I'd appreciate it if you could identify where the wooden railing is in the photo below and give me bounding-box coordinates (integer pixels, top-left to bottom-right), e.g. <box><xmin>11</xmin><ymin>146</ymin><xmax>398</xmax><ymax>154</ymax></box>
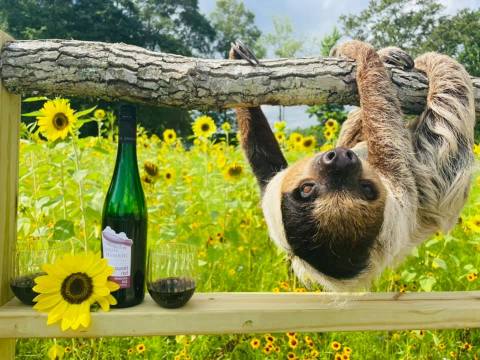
<box><xmin>1</xmin><ymin>30</ymin><xmax>479</xmax><ymax>359</ymax></box>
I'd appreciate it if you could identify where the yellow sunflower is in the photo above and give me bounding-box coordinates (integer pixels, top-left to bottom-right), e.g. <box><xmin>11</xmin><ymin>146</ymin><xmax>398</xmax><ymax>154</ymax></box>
<box><xmin>275</xmin><ymin>132</ymin><xmax>286</xmax><ymax>143</ymax></box>
<box><xmin>325</xmin><ymin>118</ymin><xmax>339</xmax><ymax>131</ymax></box>
<box><xmin>163</xmin><ymin>168</ymin><xmax>176</xmax><ymax>183</ymax></box>
<box><xmin>37</xmin><ymin>98</ymin><xmax>77</xmax><ymax>141</ymax></box>
<box><xmin>48</xmin><ymin>344</ymin><xmax>64</xmax><ymax>360</ymax></box>
<box><xmin>94</xmin><ymin>109</ymin><xmax>106</xmax><ymax>119</ymax></box>
<box><xmin>163</xmin><ymin>129</ymin><xmax>177</xmax><ymax>144</ymax></box>
<box><xmin>144</xmin><ymin>161</ymin><xmax>159</xmax><ymax>177</ymax></box>
<box><xmin>473</xmin><ymin>143</ymin><xmax>480</xmax><ymax>156</ymax></box>
<box><xmin>193</xmin><ymin>115</ymin><xmax>217</xmax><ymax>138</ymax></box>
<box><xmin>320</xmin><ymin>143</ymin><xmax>334</xmax><ymax>152</ymax></box>
<box><xmin>274</xmin><ymin>121</ymin><xmax>286</xmax><ymax>132</ymax></box>
<box><xmin>324</xmin><ymin>129</ymin><xmax>335</xmax><ymax>141</ymax></box>
<box><xmin>289</xmin><ymin>132</ymin><xmax>303</xmax><ymax>145</ymax></box>
<box><xmin>224</xmin><ymin>163</ymin><xmax>244</xmax><ymax>181</ymax></box>
<box><xmin>221</xmin><ymin>122</ymin><xmax>231</xmax><ymax>132</ymax></box>
<box><xmin>33</xmin><ymin>252</ymin><xmax>119</xmax><ymax>331</ymax></box>
<box><xmin>302</xmin><ymin>135</ymin><xmax>316</xmax><ymax>150</ymax></box>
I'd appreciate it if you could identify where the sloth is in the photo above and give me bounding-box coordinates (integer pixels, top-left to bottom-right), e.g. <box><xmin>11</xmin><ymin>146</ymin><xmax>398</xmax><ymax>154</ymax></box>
<box><xmin>229</xmin><ymin>40</ymin><xmax>476</xmax><ymax>291</ymax></box>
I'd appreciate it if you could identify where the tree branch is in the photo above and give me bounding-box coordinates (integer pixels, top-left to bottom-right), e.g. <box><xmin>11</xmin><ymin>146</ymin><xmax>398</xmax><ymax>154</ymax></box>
<box><xmin>1</xmin><ymin>39</ymin><xmax>479</xmax><ymax>115</ymax></box>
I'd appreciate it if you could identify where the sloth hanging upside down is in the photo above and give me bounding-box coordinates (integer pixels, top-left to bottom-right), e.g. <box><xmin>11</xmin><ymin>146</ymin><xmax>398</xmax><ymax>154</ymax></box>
<box><xmin>229</xmin><ymin>40</ymin><xmax>476</xmax><ymax>291</ymax></box>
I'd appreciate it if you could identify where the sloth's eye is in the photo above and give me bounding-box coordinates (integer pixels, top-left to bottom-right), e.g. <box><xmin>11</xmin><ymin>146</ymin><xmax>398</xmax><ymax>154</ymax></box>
<box><xmin>360</xmin><ymin>181</ymin><xmax>378</xmax><ymax>200</ymax></box>
<box><xmin>299</xmin><ymin>183</ymin><xmax>316</xmax><ymax>199</ymax></box>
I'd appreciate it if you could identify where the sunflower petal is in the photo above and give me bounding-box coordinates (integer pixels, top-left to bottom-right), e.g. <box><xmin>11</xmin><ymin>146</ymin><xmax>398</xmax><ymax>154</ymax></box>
<box><xmin>96</xmin><ymin>296</ymin><xmax>110</xmax><ymax>312</ymax></box>
<box><xmin>47</xmin><ymin>300</ymin><xmax>68</xmax><ymax>325</ymax></box>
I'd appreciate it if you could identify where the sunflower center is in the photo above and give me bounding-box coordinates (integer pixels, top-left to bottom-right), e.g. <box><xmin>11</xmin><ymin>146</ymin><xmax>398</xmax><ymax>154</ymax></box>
<box><xmin>228</xmin><ymin>166</ymin><xmax>242</xmax><ymax>177</ymax></box>
<box><xmin>304</xmin><ymin>140</ymin><xmax>312</xmax><ymax>147</ymax></box>
<box><xmin>61</xmin><ymin>272</ymin><xmax>93</xmax><ymax>304</ymax></box>
<box><xmin>201</xmin><ymin>123</ymin><xmax>210</xmax><ymax>131</ymax></box>
<box><xmin>166</xmin><ymin>173</ymin><xmax>172</xmax><ymax>179</ymax></box>
<box><xmin>53</xmin><ymin>113</ymin><xmax>69</xmax><ymax>130</ymax></box>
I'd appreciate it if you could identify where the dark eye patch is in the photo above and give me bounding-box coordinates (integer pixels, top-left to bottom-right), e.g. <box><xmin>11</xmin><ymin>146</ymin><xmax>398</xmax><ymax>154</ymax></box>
<box><xmin>359</xmin><ymin>180</ymin><xmax>378</xmax><ymax>201</ymax></box>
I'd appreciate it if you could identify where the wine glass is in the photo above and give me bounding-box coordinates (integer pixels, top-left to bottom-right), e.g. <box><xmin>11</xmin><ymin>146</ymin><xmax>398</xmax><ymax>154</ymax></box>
<box><xmin>147</xmin><ymin>243</ymin><xmax>197</xmax><ymax>309</ymax></box>
<box><xmin>10</xmin><ymin>246</ymin><xmax>67</xmax><ymax>305</ymax></box>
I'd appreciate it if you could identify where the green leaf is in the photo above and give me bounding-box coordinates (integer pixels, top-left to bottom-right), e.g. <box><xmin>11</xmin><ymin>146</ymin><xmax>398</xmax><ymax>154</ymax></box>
<box><xmin>432</xmin><ymin>258</ymin><xmax>447</xmax><ymax>270</ymax></box>
<box><xmin>419</xmin><ymin>277</ymin><xmax>436</xmax><ymax>292</ymax></box>
<box><xmin>75</xmin><ymin>106</ymin><xmax>97</xmax><ymax>119</ymax></box>
<box><xmin>53</xmin><ymin>220</ymin><xmax>75</xmax><ymax>240</ymax></box>
<box><xmin>21</xmin><ymin>110</ymin><xmax>43</xmax><ymax>117</ymax></box>
<box><xmin>72</xmin><ymin>169</ymin><xmax>89</xmax><ymax>183</ymax></box>
<box><xmin>23</xmin><ymin>96</ymin><xmax>48</xmax><ymax>102</ymax></box>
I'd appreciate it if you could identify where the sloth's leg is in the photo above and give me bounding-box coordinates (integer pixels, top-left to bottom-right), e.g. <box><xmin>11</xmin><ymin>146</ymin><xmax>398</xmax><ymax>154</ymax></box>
<box><xmin>337</xmin><ymin>47</ymin><xmax>413</xmax><ymax>149</ymax></box>
<box><xmin>330</xmin><ymin>41</ymin><xmax>415</xmax><ymax>187</ymax></box>
<box><xmin>229</xmin><ymin>41</ymin><xmax>288</xmax><ymax>191</ymax></box>
<box><xmin>411</xmin><ymin>53</ymin><xmax>475</xmax><ymax>229</ymax></box>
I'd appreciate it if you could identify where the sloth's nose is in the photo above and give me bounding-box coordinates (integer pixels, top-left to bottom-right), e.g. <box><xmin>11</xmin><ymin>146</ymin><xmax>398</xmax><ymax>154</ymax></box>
<box><xmin>320</xmin><ymin>147</ymin><xmax>360</xmax><ymax>175</ymax></box>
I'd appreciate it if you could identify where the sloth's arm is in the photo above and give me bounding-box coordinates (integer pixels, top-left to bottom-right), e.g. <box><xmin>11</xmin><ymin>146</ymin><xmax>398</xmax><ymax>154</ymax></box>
<box><xmin>229</xmin><ymin>43</ymin><xmax>288</xmax><ymax>191</ymax></box>
<box><xmin>331</xmin><ymin>41</ymin><xmax>415</xmax><ymax>184</ymax></box>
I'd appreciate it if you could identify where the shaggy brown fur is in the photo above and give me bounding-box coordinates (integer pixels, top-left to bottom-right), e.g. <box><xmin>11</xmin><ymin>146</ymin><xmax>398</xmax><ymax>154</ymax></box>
<box><xmin>230</xmin><ymin>40</ymin><xmax>475</xmax><ymax>290</ymax></box>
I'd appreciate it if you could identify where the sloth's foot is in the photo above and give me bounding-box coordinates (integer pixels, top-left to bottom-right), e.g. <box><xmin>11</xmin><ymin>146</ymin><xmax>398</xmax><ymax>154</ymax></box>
<box><xmin>329</xmin><ymin>40</ymin><xmax>374</xmax><ymax>61</ymax></box>
<box><xmin>228</xmin><ymin>40</ymin><xmax>260</xmax><ymax>65</ymax></box>
<box><xmin>377</xmin><ymin>47</ymin><xmax>414</xmax><ymax>70</ymax></box>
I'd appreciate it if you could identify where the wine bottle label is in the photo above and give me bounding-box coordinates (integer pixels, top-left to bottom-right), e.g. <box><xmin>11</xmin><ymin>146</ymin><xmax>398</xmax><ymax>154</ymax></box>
<box><xmin>102</xmin><ymin>226</ymin><xmax>134</xmax><ymax>288</ymax></box>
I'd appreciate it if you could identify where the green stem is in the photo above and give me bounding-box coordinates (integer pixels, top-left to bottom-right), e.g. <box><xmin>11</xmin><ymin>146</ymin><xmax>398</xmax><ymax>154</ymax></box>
<box><xmin>71</xmin><ymin>134</ymin><xmax>88</xmax><ymax>252</ymax></box>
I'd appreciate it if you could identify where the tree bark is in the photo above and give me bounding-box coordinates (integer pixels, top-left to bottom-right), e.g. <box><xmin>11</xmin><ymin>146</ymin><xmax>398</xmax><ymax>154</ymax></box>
<box><xmin>1</xmin><ymin>39</ymin><xmax>479</xmax><ymax>115</ymax></box>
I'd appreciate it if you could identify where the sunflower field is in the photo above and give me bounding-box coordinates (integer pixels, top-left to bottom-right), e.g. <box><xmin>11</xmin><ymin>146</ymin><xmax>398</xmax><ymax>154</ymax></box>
<box><xmin>14</xmin><ymin>98</ymin><xmax>480</xmax><ymax>359</ymax></box>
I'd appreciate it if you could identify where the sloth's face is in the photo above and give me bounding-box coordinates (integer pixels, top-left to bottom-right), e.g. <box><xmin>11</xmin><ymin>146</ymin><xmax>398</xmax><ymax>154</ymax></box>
<box><xmin>279</xmin><ymin>147</ymin><xmax>387</xmax><ymax>280</ymax></box>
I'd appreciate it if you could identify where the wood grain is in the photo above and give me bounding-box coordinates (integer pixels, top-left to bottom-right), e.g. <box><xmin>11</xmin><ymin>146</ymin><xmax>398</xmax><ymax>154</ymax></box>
<box><xmin>1</xmin><ymin>39</ymin><xmax>479</xmax><ymax>115</ymax></box>
<box><xmin>0</xmin><ymin>30</ymin><xmax>20</xmax><ymax>360</ymax></box>
<box><xmin>1</xmin><ymin>292</ymin><xmax>480</xmax><ymax>338</ymax></box>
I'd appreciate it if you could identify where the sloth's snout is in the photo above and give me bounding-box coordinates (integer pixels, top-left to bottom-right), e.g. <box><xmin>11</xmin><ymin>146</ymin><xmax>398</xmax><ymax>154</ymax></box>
<box><xmin>319</xmin><ymin>147</ymin><xmax>360</xmax><ymax>176</ymax></box>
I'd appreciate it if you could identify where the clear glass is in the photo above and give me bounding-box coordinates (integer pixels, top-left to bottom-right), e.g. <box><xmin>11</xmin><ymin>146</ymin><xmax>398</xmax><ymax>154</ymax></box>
<box><xmin>147</xmin><ymin>243</ymin><xmax>197</xmax><ymax>309</ymax></box>
<box><xmin>10</xmin><ymin>246</ymin><xmax>67</xmax><ymax>305</ymax></box>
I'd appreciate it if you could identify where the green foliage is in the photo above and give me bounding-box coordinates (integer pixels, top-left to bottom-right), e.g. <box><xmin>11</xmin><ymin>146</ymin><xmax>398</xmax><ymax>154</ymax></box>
<box><xmin>340</xmin><ymin>0</ymin><xmax>479</xmax><ymax>76</ymax></box>
<box><xmin>209</xmin><ymin>0</ymin><xmax>265</xmax><ymax>58</ymax></box>
<box><xmin>15</xmin><ymin>123</ymin><xmax>480</xmax><ymax>358</ymax></box>
<box><xmin>320</xmin><ymin>27</ymin><xmax>342</xmax><ymax>57</ymax></box>
<box><xmin>262</xmin><ymin>16</ymin><xmax>303</xmax><ymax>58</ymax></box>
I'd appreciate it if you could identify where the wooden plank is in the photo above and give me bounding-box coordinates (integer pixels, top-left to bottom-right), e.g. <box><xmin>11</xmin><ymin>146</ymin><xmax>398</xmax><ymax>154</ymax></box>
<box><xmin>1</xmin><ymin>292</ymin><xmax>480</xmax><ymax>338</ymax></box>
<box><xmin>0</xmin><ymin>31</ymin><xmax>20</xmax><ymax>359</ymax></box>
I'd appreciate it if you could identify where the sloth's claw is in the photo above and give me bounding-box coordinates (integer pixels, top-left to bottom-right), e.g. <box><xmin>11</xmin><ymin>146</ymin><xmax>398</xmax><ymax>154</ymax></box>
<box><xmin>229</xmin><ymin>40</ymin><xmax>260</xmax><ymax>65</ymax></box>
<box><xmin>377</xmin><ymin>47</ymin><xmax>414</xmax><ymax>70</ymax></box>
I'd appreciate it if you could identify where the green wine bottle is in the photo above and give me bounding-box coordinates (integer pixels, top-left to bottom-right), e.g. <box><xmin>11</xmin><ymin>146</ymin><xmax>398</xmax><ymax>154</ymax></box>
<box><xmin>101</xmin><ymin>104</ymin><xmax>147</xmax><ymax>308</ymax></box>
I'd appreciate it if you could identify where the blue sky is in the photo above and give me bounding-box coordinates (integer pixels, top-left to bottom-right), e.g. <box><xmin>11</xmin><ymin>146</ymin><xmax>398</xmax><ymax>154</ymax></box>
<box><xmin>198</xmin><ymin>0</ymin><xmax>479</xmax><ymax>129</ymax></box>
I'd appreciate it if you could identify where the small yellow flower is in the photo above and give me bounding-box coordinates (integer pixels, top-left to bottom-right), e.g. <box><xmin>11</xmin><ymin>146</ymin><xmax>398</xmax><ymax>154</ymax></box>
<box><xmin>468</xmin><ymin>215</ymin><xmax>480</xmax><ymax>232</ymax></box>
<box><xmin>325</xmin><ymin>118</ymin><xmax>339</xmax><ymax>130</ymax></box>
<box><xmin>463</xmin><ymin>342</ymin><xmax>473</xmax><ymax>351</ymax></box>
<box><xmin>473</xmin><ymin>143</ymin><xmax>480</xmax><ymax>156</ymax></box>
<box><xmin>342</xmin><ymin>354</ymin><xmax>350</xmax><ymax>360</ymax></box>
<box><xmin>274</xmin><ymin>121</ymin><xmax>286</xmax><ymax>132</ymax></box>
<box><xmin>221</xmin><ymin>122</ymin><xmax>231</xmax><ymax>132</ymax></box>
<box><xmin>302</xmin><ymin>135</ymin><xmax>316</xmax><ymax>150</ymax></box>
<box><xmin>163</xmin><ymin>168</ymin><xmax>176</xmax><ymax>183</ymax></box>
<box><xmin>64</xmin><ymin>346</ymin><xmax>72</xmax><ymax>353</ymax></box>
<box><xmin>263</xmin><ymin>345</ymin><xmax>272</xmax><ymax>354</ymax></box>
<box><xmin>48</xmin><ymin>344</ymin><xmax>64</xmax><ymax>360</ymax></box>
<box><xmin>335</xmin><ymin>353</ymin><xmax>343</xmax><ymax>360</ymax></box>
<box><xmin>264</xmin><ymin>334</ymin><xmax>275</xmax><ymax>343</ymax></box>
<box><xmin>343</xmin><ymin>346</ymin><xmax>352</xmax><ymax>354</ymax></box>
<box><xmin>127</xmin><ymin>348</ymin><xmax>134</xmax><ymax>355</ymax></box>
<box><xmin>142</xmin><ymin>175</ymin><xmax>153</xmax><ymax>184</ymax></box>
<box><xmin>223</xmin><ymin>163</ymin><xmax>243</xmax><ymax>181</ymax></box>
<box><xmin>450</xmin><ymin>351</ymin><xmax>457</xmax><ymax>358</ymax></box>
<box><xmin>275</xmin><ymin>132</ymin><xmax>286</xmax><ymax>143</ymax></box>
<box><xmin>193</xmin><ymin>115</ymin><xmax>216</xmax><ymax>138</ymax></box>
<box><xmin>288</xmin><ymin>337</ymin><xmax>298</xmax><ymax>349</ymax></box>
<box><xmin>287</xmin><ymin>332</ymin><xmax>296</xmax><ymax>338</ymax></box>
<box><xmin>144</xmin><ymin>161</ymin><xmax>159</xmax><ymax>177</ymax></box>
<box><xmin>467</xmin><ymin>273</ymin><xmax>478</xmax><ymax>282</ymax></box>
<box><xmin>94</xmin><ymin>109</ymin><xmax>106</xmax><ymax>119</ymax></box>
<box><xmin>311</xmin><ymin>349</ymin><xmax>319</xmax><ymax>358</ymax></box>
<box><xmin>37</xmin><ymin>98</ymin><xmax>77</xmax><ymax>141</ymax></box>
<box><xmin>294</xmin><ymin>287</ymin><xmax>306</xmax><ymax>292</ymax></box>
<box><xmin>228</xmin><ymin>269</ymin><xmax>236</xmax><ymax>276</ymax></box>
<box><xmin>324</xmin><ymin>129</ymin><xmax>335</xmax><ymax>141</ymax></box>
<box><xmin>331</xmin><ymin>341</ymin><xmax>341</xmax><ymax>351</ymax></box>
<box><xmin>136</xmin><ymin>343</ymin><xmax>146</xmax><ymax>353</ymax></box>
<box><xmin>280</xmin><ymin>281</ymin><xmax>290</xmax><ymax>290</ymax></box>
<box><xmin>163</xmin><ymin>129</ymin><xmax>177</xmax><ymax>144</ymax></box>
<box><xmin>287</xmin><ymin>352</ymin><xmax>297</xmax><ymax>359</ymax></box>
<box><xmin>250</xmin><ymin>338</ymin><xmax>260</xmax><ymax>349</ymax></box>
<box><xmin>438</xmin><ymin>342</ymin><xmax>446</xmax><ymax>350</ymax></box>
<box><xmin>273</xmin><ymin>287</ymin><xmax>280</xmax><ymax>293</ymax></box>
<box><xmin>33</xmin><ymin>252</ymin><xmax>119</xmax><ymax>331</ymax></box>
<box><xmin>289</xmin><ymin>132</ymin><xmax>303</xmax><ymax>146</ymax></box>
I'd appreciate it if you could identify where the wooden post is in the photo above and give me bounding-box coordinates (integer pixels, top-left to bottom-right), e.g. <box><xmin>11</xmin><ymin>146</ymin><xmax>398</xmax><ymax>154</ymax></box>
<box><xmin>0</xmin><ymin>31</ymin><xmax>20</xmax><ymax>360</ymax></box>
